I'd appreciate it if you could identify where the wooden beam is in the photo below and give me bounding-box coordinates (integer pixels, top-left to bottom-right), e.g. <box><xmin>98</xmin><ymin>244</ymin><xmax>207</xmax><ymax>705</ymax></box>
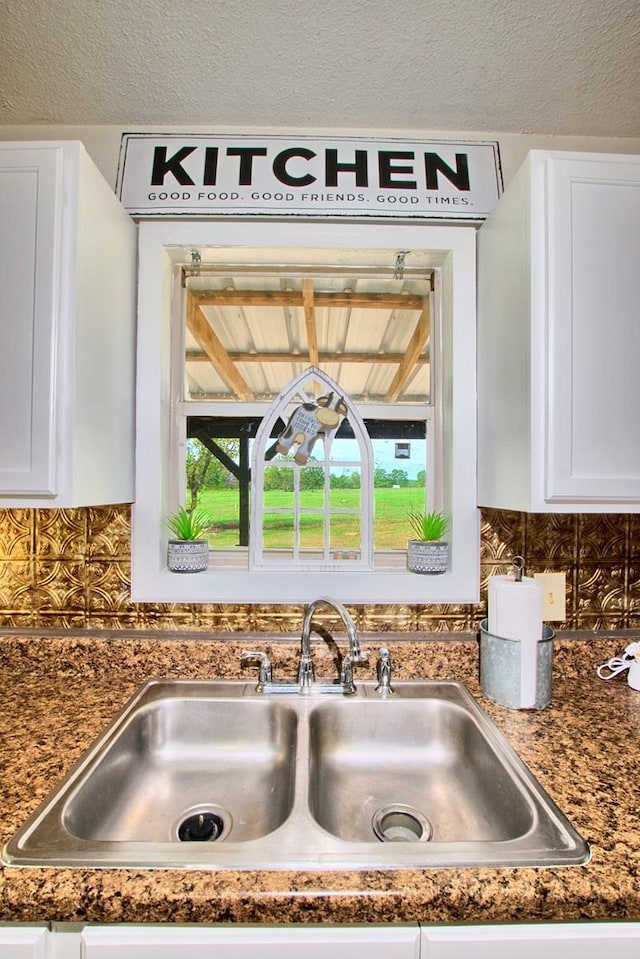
<box><xmin>385</xmin><ymin>302</ymin><xmax>431</xmax><ymax>402</ymax></box>
<box><xmin>186</xmin><ymin>349</ymin><xmax>429</xmax><ymax>365</ymax></box>
<box><xmin>302</xmin><ymin>278</ymin><xmax>319</xmax><ymax>368</ymax></box>
<box><xmin>186</xmin><ymin>292</ymin><xmax>254</xmax><ymax>400</ymax></box>
<box><xmin>190</xmin><ymin>288</ymin><xmax>424</xmax><ymax>311</ymax></box>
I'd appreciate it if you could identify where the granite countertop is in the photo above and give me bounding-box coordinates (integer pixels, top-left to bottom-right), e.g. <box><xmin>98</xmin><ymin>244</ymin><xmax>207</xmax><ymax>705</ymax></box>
<box><xmin>0</xmin><ymin>630</ymin><xmax>639</xmax><ymax>926</ymax></box>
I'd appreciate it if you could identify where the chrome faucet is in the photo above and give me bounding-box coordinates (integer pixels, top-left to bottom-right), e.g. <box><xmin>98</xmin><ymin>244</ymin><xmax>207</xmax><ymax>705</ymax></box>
<box><xmin>298</xmin><ymin>596</ymin><xmax>368</xmax><ymax>695</ymax></box>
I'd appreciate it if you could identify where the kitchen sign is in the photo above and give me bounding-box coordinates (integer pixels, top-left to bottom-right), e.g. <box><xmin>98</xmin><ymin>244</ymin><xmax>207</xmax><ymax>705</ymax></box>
<box><xmin>117</xmin><ymin>133</ymin><xmax>502</xmax><ymax>219</ymax></box>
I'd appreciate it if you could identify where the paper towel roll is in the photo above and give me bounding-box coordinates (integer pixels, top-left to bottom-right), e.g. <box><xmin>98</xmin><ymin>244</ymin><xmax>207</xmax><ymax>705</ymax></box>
<box><xmin>487</xmin><ymin>575</ymin><xmax>543</xmax><ymax>708</ymax></box>
<box><xmin>488</xmin><ymin>575</ymin><xmax>543</xmax><ymax>642</ymax></box>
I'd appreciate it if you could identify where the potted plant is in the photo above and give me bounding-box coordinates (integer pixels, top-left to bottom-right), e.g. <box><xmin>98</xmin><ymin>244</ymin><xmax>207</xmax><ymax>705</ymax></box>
<box><xmin>166</xmin><ymin>506</ymin><xmax>211</xmax><ymax>573</ymax></box>
<box><xmin>406</xmin><ymin>508</ymin><xmax>450</xmax><ymax>574</ymax></box>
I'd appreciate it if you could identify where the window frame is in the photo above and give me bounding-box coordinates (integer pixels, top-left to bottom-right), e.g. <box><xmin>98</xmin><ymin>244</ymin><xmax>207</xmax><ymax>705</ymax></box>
<box><xmin>131</xmin><ymin>219</ymin><xmax>479</xmax><ymax>604</ymax></box>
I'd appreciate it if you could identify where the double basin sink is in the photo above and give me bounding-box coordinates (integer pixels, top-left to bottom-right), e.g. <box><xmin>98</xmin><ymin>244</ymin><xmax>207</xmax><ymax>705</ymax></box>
<box><xmin>3</xmin><ymin>679</ymin><xmax>589</xmax><ymax>870</ymax></box>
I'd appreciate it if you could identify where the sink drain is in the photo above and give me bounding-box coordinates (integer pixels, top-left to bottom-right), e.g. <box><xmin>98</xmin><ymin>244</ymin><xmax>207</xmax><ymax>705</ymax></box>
<box><xmin>372</xmin><ymin>804</ymin><xmax>433</xmax><ymax>843</ymax></box>
<box><xmin>178</xmin><ymin>812</ymin><xmax>224</xmax><ymax>842</ymax></box>
<box><xmin>176</xmin><ymin>805</ymin><xmax>231</xmax><ymax>842</ymax></box>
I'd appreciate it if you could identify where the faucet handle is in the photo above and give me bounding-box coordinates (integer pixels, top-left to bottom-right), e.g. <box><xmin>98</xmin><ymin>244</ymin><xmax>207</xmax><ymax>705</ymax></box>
<box><xmin>340</xmin><ymin>654</ymin><xmax>357</xmax><ymax>695</ymax></box>
<box><xmin>241</xmin><ymin>650</ymin><xmax>273</xmax><ymax>691</ymax></box>
<box><xmin>376</xmin><ymin>647</ymin><xmax>395</xmax><ymax>695</ymax></box>
<box><xmin>340</xmin><ymin>650</ymin><xmax>369</xmax><ymax>695</ymax></box>
<box><xmin>297</xmin><ymin>651</ymin><xmax>315</xmax><ymax>689</ymax></box>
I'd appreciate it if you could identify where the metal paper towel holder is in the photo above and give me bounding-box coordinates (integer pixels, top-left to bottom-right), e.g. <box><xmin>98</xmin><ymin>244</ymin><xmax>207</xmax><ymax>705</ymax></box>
<box><xmin>512</xmin><ymin>555</ymin><xmax>524</xmax><ymax>582</ymax></box>
<box><xmin>481</xmin><ymin>556</ymin><xmax>554</xmax><ymax>709</ymax></box>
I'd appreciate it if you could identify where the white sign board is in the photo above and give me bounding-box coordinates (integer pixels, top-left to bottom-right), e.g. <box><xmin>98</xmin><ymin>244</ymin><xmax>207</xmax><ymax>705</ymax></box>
<box><xmin>117</xmin><ymin>133</ymin><xmax>502</xmax><ymax>219</ymax></box>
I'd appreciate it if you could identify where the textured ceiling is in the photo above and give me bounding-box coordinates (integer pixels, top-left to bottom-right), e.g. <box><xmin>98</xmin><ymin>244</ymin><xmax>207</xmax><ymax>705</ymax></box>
<box><xmin>1</xmin><ymin>0</ymin><xmax>639</xmax><ymax>137</ymax></box>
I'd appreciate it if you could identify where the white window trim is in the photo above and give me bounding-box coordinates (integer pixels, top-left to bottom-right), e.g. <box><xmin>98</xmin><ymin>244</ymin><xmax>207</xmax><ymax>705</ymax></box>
<box><xmin>132</xmin><ymin>219</ymin><xmax>479</xmax><ymax>604</ymax></box>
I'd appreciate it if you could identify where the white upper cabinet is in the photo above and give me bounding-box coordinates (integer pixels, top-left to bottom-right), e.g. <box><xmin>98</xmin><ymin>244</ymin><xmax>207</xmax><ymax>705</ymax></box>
<box><xmin>0</xmin><ymin>141</ymin><xmax>137</xmax><ymax>507</ymax></box>
<box><xmin>477</xmin><ymin>150</ymin><xmax>640</xmax><ymax>512</ymax></box>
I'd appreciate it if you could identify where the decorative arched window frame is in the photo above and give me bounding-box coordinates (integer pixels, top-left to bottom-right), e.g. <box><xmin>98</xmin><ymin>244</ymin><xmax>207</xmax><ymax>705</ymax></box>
<box><xmin>250</xmin><ymin>367</ymin><xmax>373</xmax><ymax>571</ymax></box>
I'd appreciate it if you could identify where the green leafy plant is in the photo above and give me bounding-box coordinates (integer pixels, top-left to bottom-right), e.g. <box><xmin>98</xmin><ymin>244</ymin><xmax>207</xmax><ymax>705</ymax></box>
<box><xmin>167</xmin><ymin>506</ymin><xmax>211</xmax><ymax>541</ymax></box>
<box><xmin>407</xmin><ymin>508</ymin><xmax>450</xmax><ymax>542</ymax></box>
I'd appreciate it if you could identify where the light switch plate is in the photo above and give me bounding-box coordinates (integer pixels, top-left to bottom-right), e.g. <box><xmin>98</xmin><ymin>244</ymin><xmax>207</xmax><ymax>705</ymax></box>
<box><xmin>534</xmin><ymin>572</ymin><xmax>567</xmax><ymax>621</ymax></box>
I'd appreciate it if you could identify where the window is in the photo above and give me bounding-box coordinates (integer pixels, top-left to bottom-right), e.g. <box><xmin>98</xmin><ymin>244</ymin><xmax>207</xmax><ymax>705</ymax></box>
<box><xmin>132</xmin><ymin>219</ymin><xmax>479</xmax><ymax>604</ymax></box>
<box><xmin>178</xmin><ymin>247</ymin><xmax>434</xmax><ymax>569</ymax></box>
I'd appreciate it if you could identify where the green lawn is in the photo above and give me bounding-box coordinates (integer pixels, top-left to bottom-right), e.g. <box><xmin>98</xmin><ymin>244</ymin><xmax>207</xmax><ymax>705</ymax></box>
<box><xmin>197</xmin><ymin>487</ymin><xmax>424</xmax><ymax>549</ymax></box>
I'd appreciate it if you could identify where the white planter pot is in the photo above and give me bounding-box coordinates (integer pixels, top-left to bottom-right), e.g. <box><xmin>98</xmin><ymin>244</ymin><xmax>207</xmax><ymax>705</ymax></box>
<box><xmin>167</xmin><ymin>539</ymin><xmax>209</xmax><ymax>573</ymax></box>
<box><xmin>407</xmin><ymin>539</ymin><xmax>448</xmax><ymax>574</ymax></box>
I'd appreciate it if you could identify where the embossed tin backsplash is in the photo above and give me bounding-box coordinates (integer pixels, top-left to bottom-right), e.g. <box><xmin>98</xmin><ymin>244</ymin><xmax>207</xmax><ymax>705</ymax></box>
<box><xmin>0</xmin><ymin>506</ymin><xmax>638</xmax><ymax>631</ymax></box>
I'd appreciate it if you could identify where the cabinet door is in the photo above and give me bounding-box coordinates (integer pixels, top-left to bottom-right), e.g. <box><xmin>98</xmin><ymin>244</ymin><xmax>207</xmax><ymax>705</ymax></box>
<box><xmin>546</xmin><ymin>153</ymin><xmax>640</xmax><ymax>504</ymax></box>
<box><xmin>81</xmin><ymin>923</ymin><xmax>421</xmax><ymax>958</ymax></box>
<box><xmin>0</xmin><ymin>924</ymin><xmax>50</xmax><ymax>958</ymax></box>
<box><xmin>0</xmin><ymin>145</ymin><xmax>60</xmax><ymax>495</ymax></box>
<box><xmin>422</xmin><ymin>922</ymin><xmax>640</xmax><ymax>958</ymax></box>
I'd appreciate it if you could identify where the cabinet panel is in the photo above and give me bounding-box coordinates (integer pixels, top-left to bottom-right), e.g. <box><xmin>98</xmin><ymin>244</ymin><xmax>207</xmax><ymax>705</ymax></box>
<box><xmin>0</xmin><ymin>924</ymin><xmax>50</xmax><ymax>958</ymax></box>
<box><xmin>0</xmin><ymin>150</ymin><xmax>58</xmax><ymax>495</ymax></box>
<box><xmin>547</xmin><ymin>155</ymin><xmax>640</xmax><ymax>502</ymax></box>
<box><xmin>81</xmin><ymin>924</ymin><xmax>421</xmax><ymax>959</ymax></box>
<box><xmin>422</xmin><ymin>922</ymin><xmax>640</xmax><ymax>958</ymax></box>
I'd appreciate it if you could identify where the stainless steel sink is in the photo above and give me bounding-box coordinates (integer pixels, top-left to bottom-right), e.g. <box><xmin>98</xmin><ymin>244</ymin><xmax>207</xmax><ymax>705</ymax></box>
<box><xmin>2</xmin><ymin>679</ymin><xmax>589</xmax><ymax>870</ymax></box>
<box><xmin>62</xmin><ymin>684</ymin><xmax>297</xmax><ymax>844</ymax></box>
<box><xmin>308</xmin><ymin>695</ymin><xmax>536</xmax><ymax>844</ymax></box>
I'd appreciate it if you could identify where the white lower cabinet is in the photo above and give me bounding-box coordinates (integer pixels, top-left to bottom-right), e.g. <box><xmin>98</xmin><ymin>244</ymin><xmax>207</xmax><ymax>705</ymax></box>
<box><xmin>78</xmin><ymin>924</ymin><xmax>421</xmax><ymax>958</ymax></box>
<box><xmin>421</xmin><ymin>923</ymin><xmax>640</xmax><ymax>958</ymax></box>
<box><xmin>3</xmin><ymin>922</ymin><xmax>639</xmax><ymax>956</ymax></box>
<box><xmin>0</xmin><ymin>924</ymin><xmax>50</xmax><ymax>958</ymax></box>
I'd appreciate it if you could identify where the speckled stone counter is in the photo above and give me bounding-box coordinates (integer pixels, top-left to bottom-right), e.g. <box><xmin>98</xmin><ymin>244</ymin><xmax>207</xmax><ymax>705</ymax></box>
<box><xmin>0</xmin><ymin>630</ymin><xmax>639</xmax><ymax>925</ymax></box>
